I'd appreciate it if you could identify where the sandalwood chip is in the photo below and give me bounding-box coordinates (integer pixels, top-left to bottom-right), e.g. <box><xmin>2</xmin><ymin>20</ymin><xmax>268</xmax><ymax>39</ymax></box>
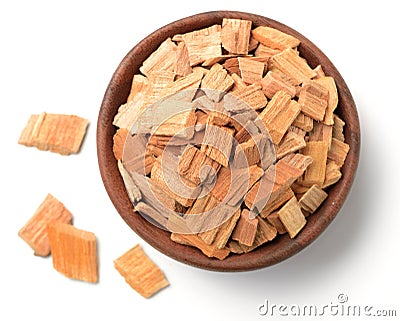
<box><xmin>18</xmin><ymin>194</ymin><xmax>72</xmax><ymax>257</ymax></box>
<box><xmin>231</xmin><ymin>209</ymin><xmax>258</xmax><ymax>246</ymax></box>
<box><xmin>47</xmin><ymin>222</ymin><xmax>98</xmax><ymax>283</ymax></box>
<box><xmin>270</xmin><ymin>48</ymin><xmax>317</xmax><ymax>85</ymax></box>
<box><xmin>278</xmin><ymin>196</ymin><xmax>306</xmax><ymax>238</ymax></box>
<box><xmin>114</xmin><ymin>244</ymin><xmax>168</xmax><ymax>298</ymax></box>
<box><xmin>18</xmin><ymin>113</ymin><xmax>88</xmax><ymax>155</ymax></box>
<box><xmin>300</xmin><ymin>141</ymin><xmax>329</xmax><ymax>187</ymax></box>
<box><xmin>251</xmin><ymin>26</ymin><xmax>300</xmax><ymax>50</ymax></box>
<box><xmin>221</xmin><ymin>18</ymin><xmax>252</xmax><ymax>54</ymax></box>
<box><xmin>298</xmin><ymin>80</ymin><xmax>329</xmax><ymax>121</ymax></box>
<box><xmin>298</xmin><ymin>184</ymin><xmax>328</xmax><ymax>216</ymax></box>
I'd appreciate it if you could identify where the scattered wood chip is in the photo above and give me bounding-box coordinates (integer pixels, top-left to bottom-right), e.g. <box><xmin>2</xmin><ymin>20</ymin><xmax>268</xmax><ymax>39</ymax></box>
<box><xmin>114</xmin><ymin>244</ymin><xmax>168</xmax><ymax>298</ymax></box>
<box><xmin>18</xmin><ymin>113</ymin><xmax>88</xmax><ymax>155</ymax></box>
<box><xmin>308</xmin><ymin>121</ymin><xmax>332</xmax><ymax>146</ymax></box>
<box><xmin>298</xmin><ymin>184</ymin><xmax>328</xmax><ymax>216</ymax></box>
<box><xmin>47</xmin><ymin>222</ymin><xmax>98</xmax><ymax>283</ymax></box>
<box><xmin>278</xmin><ymin>196</ymin><xmax>306</xmax><ymax>238</ymax></box>
<box><xmin>251</xmin><ymin>26</ymin><xmax>300</xmax><ymax>50</ymax></box>
<box><xmin>221</xmin><ymin>18</ymin><xmax>252</xmax><ymax>54</ymax></box>
<box><xmin>18</xmin><ymin>194</ymin><xmax>73</xmax><ymax>257</ymax></box>
<box><xmin>276</xmin><ymin>126</ymin><xmax>306</xmax><ymax>159</ymax></box>
<box><xmin>260</xmin><ymin>187</ymin><xmax>294</xmax><ymax>218</ymax></box>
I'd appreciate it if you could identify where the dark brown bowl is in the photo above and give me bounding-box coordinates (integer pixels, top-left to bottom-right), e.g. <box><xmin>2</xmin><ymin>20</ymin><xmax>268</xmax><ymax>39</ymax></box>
<box><xmin>97</xmin><ymin>11</ymin><xmax>360</xmax><ymax>272</ymax></box>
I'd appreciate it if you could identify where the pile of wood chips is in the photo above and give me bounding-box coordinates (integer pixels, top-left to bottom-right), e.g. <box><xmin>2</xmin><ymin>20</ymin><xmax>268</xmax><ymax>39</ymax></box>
<box><xmin>113</xmin><ymin>18</ymin><xmax>350</xmax><ymax>260</ymax></box>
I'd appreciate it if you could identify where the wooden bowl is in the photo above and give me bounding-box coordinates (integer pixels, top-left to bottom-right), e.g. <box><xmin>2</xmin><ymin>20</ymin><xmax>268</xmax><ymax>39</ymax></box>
<box><xmin>97</xmin><ymin>11</ymin><xmax>360</xmax><ymax>271</ymax></box>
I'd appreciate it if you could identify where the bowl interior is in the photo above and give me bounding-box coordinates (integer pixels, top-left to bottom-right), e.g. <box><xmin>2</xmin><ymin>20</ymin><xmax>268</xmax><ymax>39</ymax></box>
<box><xmin>97</xmin><ymin>11</ymin><xmax>360</xmax><ymax>271</ymax></box>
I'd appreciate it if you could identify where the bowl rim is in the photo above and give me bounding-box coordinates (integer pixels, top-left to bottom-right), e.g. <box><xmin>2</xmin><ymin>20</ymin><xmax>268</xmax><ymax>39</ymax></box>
<box><xmin>97</xmin><ymin>10</ymin><xmax>361</xmax><ymax>272</ymax></box>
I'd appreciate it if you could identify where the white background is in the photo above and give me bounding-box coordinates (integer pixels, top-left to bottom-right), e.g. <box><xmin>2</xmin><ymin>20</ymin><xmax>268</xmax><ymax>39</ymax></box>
<box><xmin>1</xmin><ymin>1</ymin><xmax>399</xmax><ymax>320</ymax></box>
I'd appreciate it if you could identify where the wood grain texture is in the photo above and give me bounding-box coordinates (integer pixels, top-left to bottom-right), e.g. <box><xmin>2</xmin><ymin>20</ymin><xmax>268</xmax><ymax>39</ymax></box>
<box><xmin>97</xmin><ymin>11</ymin><xmax>360</xmax><ymax>272</ymax></box>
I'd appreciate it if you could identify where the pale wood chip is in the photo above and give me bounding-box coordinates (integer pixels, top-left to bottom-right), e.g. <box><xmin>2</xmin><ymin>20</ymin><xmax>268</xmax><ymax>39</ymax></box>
<box><xmin>113</xmin><ymin>128</ymin><xmax>129</xmax><ymax>160</ymax></box>
<box><xmin>201</xmin><ymin>54</ymin><xmax>238</xmax><ymax>67</ymax></box>
<box><xmin>114</xmin><ymin>244</ymin><xmax>168</xmax><ymax>298</ymax></box>
<box><xmin>230</xmin><ymin>72</ymin><xmax>247</xmax><ymax>91</ymax></box>
<box><xmin>18</xmin><ymin>194</ymin><xmax>73</xmax><ymax>257</ymax></box>
<box><xmin>281</xmin><ymin>153</ymin><xmax>314</xmax><ymax>172</ymax></box>
<box><xmin>198</xmin><ymin>208</ymin><xmax>240</xmax><ymax>248</ymax></box>
<box><xmin>146</xmin><ymin>70</ymin><xmax>176</xmax><ymax>104</ymax></box>
<box><xmin>231</xmin><ymin>209</ymin><xmax>258</xmax><ymax>246</ymax></box>
<box><xmin>229</xmin><ymin>84</ymin><xmax>268</xmax><ymax>111</ymax></box>
<box><xmin>259</xmin><ymin>91</ymin><xmax>300</xmax><ymax>144</ymax></box>
<box><xmin>228</xmin><ymin>216</ymin><xmax>277</xmax><ymax>253</ymax></box>
<box><xmin>201</xmin><ymin>63</ymin><xmax>234</xmax><ymax>102</ymax></box>
<box><xmin>261</xmin><ymin>70</ymin><xmax>297</xmax><ymax>99</ymax></box>
<box><xmin>223</xmin><ymin>57</ymin><xmax>240</xmax><ymax>75</ymax></box>
<box><xmin>200</xmin><ymin>125</ymin><xmax>234</xmax><ymax>167</ymax></box>
<box><xmin>47</xmin><ymin>222</ymin><xmax>98</xmax><ymax>283</ymax></box>
<box><xmin>251</xmin><ymin>26</ymin><xmax>300</xmax><ymax>50</ymax></box>
<box><xmin>221</xmin><ymin>18</ymin><xmax>252</xmax><ymax>54</ymax></box>
<box><xmin>259</xmin><ymin>186</ymin><xmax>294</xmax><ymax>218</ymax></box>
<box><xmin>150</xmin><ymin>153</ymin><xmax>200</xmax><ymax>207</ymax></box>
<box><xmin>139</xmin><ymin>38</ymin><xmax>177</xmax><ymax>76</ymax></box>
<box><xmin>254</xmin><ymin>43</ymin><xmax>281</xmax><ymax>58</ymax></box>
<box><xmin>314</xmin><ymin>76</ymin><xmax>338</xmax><ymax>125</ymax></box>
<box><xmin>178</xmin><ymin>145</ymin><xmax>220</xmax><ymax>185</ymax></box>
<box><xmin>113</xmin><ymin>93</ymin><xmax>147</xmax><ymax>130</ymax></box>
<box><xmin>308</xmin><ymin>121</ymin><xmax>332</xmax><ymax>146</ymax></box>
<box><xmin>182</xmin><ymin>24</ymin><xmax>222</xmax><ymax>66</ymax></box>
<box><xmin>270</xmin><ymin>48</ymin><xmax>317</xmax><ymax>85</ymax></box>
<box><xmin>171</xmin><ymin>232</ymin><xmax>231</xmax><ymax>260</ymax></box>
<box><xmin>313</xmin><ymin>65</ymin><xmax>326</xmax><ymax>79</ymax></box>
<box><xmin>328</xmin><ymin>138</ymin><xmax>350</xmax><ymax>168</ymax></box>
<box><xmin>153</xmin><ymin>108</ymin><xmax>197</xmax><ymax>138</ymax></box>
<box><xmin>160</xmin><ymin>68</ymin><xmax>203</xmax><ymax>101</ymax></box>
<box><xmin>210</xmin><ymin>165</ymin><xmax>264</xmax><ymax>206</ymax></box>
<box><xmin>174</xmin><ymin>42</ymin><xmax>192</xmax><ymax>77</ymax></box>
<box><xmin>322</xmin><ymin>160</ymin><xmax>342</xmax><ymax>188</ymax></box>
<box><xmin>19</xmin><ymin>113</ymin><xmax>88</xmax><ymax>155</ymax></box>
<box><xmin>292</xmin><ymin>112</ymin><xmax>314</xmax><ymax>132</ymax></box>
<box><xmin>248</xmin><ymin>35</ymin><xmax>259</xmax><ymax>52</ymax></box>
<box><xmin>117</xmin><ymin>161</ymin><xmax>142</xmax><ymax>203</ymax></box>
<box><xmin>278</xmin><ymin>196</ymin><xmax>306</xmax><ymax>238</ymax></box>
<box><xmin>276</xmin><ymin>126</ymin><xmax>306</xmax><ymax>159</ymax></box>
<box><xmin>300</xmin><ymin>141</ymin><xmax>329</xmax><ymax>187</ymax></box>
<box><xmin>127</xmin><ymin>74</ymin><xmax>150</xmax><ymax>103</ymax></box>
<box><xmin>298</xmin><ymin>80</ymin><xmax>329</xmax><ymax>121</ymax></box>
<box><xmin>332</xmin><ymin>115</ymin><xmax>345</xmax><ymax>142</ymax></box>
<box><xmin>266</xmin><ymin>211</ymin><xmax>287</xmax><ymax>234</ymax></box>
<box><xmin>238</xmin><ymin>57</ymin><xmax>265</xmax><ymax>85</ymax></box>
<box><xmin>135</xmin><ymin>202</ymin><xmax>168</xmax><ymax>228</ymax></box>
<box><xmin>298</xmin><ymin>184</ymin><xmax>328</xmax><ymax>216</ymax></box>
